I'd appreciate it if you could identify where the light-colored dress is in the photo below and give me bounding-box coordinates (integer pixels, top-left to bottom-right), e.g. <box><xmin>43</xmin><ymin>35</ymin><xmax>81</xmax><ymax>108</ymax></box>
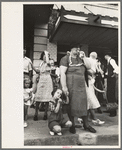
<box><xmin>24</xmin><ymin>88</ymin><xmax>34</xmax><ymax>106</ymax></box>
<box><xmin>85</xmin><ymin>58</ymin><xmax>100</xmax><ymax>109</ymax></box>
<box><xmin>35</xmin><ymin>60</ymin><xmax>53</xmax><ymax>102</ymax></box>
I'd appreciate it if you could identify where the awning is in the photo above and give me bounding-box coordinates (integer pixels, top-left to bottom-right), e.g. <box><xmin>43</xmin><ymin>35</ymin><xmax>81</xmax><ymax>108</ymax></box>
<box><xmin>49</xmin><ymin>6</ymin><xmax>118</xmax><ymax>51</ymax></box>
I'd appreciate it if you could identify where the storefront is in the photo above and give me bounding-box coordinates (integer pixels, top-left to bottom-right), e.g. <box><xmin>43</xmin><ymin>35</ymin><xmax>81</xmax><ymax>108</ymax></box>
<box><xmin>24</xmin><ymin>3</ymin><xmax>119</xmax><ymax>68</ymax></box>
<box><xmin>49</xmin><ymin>5</ymin><xmax>118</xmax><ymax>64</ymax></box>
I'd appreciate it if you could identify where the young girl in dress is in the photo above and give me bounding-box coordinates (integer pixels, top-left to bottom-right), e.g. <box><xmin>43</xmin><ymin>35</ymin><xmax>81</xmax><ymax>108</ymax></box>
<box><xmin>78</xmin><ymin>51</ymin><xmax>105</xmax><ymax>125</ymax></box>
<box><xmin>24</xmin><ymin>78</ymin><xmax>34</xmax><ymax>127</ymax></box>
<box><xmin>48</xmin><ymin>88</ymin><xmax>72</xmax><ymax>136</ymax></box>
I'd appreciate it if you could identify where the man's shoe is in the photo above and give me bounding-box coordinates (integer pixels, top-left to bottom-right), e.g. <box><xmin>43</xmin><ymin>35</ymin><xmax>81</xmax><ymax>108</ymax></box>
<box><xmin>109</xmin><ymin>113</ymin><xmax>116</xmax><ymax>117</ymax></box>
<box><xmin>109</xmin><ymin>110</ymin><xmax>117</xmax><ymax>117</ymax></box>
<box><xmin>69</xmin><ymin>126</ymin><xmax>76</xmax><ymax>134</ymax></box>
<box><xmin>84</xmin><ymin>125</ymin><xmax>96</xmax><ymax>133</ymax></box>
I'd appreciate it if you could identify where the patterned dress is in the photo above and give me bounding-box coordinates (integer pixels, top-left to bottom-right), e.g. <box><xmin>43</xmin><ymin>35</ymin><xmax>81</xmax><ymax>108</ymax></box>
<box><xmin>35</xmin><ymin>60</ymin><xmax>53</xmax><ymax>102</ymax></box>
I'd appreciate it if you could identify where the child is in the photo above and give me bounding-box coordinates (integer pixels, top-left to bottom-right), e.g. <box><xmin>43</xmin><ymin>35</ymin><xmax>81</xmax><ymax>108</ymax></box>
<box><xmin>48</xmin><ymin>88</ymin><xmax>72</xmax><ymax>136</ymax></box>
<box><xmin>24</xmin><ymin>78</ymin><xmax>34</xmax><ymax>127</ymax></box>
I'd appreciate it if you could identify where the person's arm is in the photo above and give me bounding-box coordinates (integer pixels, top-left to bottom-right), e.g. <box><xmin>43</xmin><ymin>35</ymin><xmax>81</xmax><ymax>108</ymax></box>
<box><xmin>65</xmin><ymin>96</ymin><xmax>69</xmax><ymax>104</ymax></box>
<box><xmin>29</xmin><ymin>62</ymin><xmax>40</xmax><ymax>74</ymax></box>
<box><xmin>24</xmin><ymin>94</ymin><xmax>32</xmax><ymax>102</ymax></box>
<box><xmin>60</xmin><ymin>66</ymin><xmax>69</xmax><ymax>96</ymax></box>
<box><xmin>82</xmin><ymin>57</ymin><xmax>91</xmax><ymax>70</ymax></box>
<box><xmin>45</xmin><ymin>51</ymin><xmax>50</xmax><ymax>64</ymax></box>
<box><xmin>54</xmin><ymin>99</ymin><xmax>62</xmax><ymax>113</ymax></box>
<box><xmin>97</xmin><ymin>62</ymin><xmax>104</xmax><ymax>77</ymax></box>
<box><xmin>110</xmin><ymin>59</ymin><xmax>119</xmax><ymax>74</ymax></box>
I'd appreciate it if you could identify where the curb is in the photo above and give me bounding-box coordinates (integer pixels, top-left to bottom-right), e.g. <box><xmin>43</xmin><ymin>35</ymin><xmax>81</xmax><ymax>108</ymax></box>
<box><xmin>78</xmin><ymin>133</ymin><xmax>118</xmax><ymax>145</ymax></box>
<box><xmin>24</xmin><ymin>129</ymin><xmax>118</xmax><ymax>146</ymax></box>
<box><xmin>24</xmin><ymin>134</ymin><xmax>78</xmax><ymax>146</ymax></box>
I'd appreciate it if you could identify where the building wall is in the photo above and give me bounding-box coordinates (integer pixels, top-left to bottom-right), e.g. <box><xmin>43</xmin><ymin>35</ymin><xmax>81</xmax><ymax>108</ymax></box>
<box><xmin>33</xmin><ymin>22</ymin><xmax>48</xmax><ymax>69</ymax></box>
<box><xmin>81</xmin><ymin>45</ymin><xmax>88</xmax><ymax>57</ymax></box>
<box><xmin>33</xmin><ymin>21</ymin><xmax>57</xmax><ymax>73</ymax></box>
<box><xmin>47</xmin><ymin>39</ymin><xmax>57</xmax><ymax>62</ymax></box>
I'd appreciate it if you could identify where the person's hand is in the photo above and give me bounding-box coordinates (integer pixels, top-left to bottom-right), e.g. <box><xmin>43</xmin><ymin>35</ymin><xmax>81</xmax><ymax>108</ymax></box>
<box><xmin>36</xmin><ymin>69</ymin><xmax>40</xmax><ymax>74</ymax></box>
<box><xmin>111</xmin><ymin>73</ymin><xmax>116</xmax><ymax>78</ymax></box>
<box><xmin>58</xmin><ymin>98</ymin><xmax>62</xmax><ymax>103</ymax></box>
<box><xmin>91</xmin><ymin>78</ymin><xmax>95</xmax><ymax>84</ymax></box>
<box><xmin>62</xmin><ymin>87</ymin><xmax>69</xmax><ymax>96</ymax></box>
<box><xmin>24</xmin><ymin>98</ymin><xmax>28</xmax><ymax>102</ymax></box>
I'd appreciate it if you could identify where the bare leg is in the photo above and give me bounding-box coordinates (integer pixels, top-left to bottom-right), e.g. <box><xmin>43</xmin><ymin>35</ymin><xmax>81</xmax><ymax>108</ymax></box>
<box><xmin>89</xmin><ymin>109</ymin><xmax>97</xmax><ymax>120</ymax></box>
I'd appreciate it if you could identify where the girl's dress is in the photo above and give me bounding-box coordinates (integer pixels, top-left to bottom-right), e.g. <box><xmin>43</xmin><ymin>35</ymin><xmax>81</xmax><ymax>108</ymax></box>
<box><xmin>35</xmin><ymin>60</ymin><xmax>53</xmax><ymax>102</ymax></box>
<box><xmin>85</xmin><ymin>58</ymin><xmax>100</xmax><ymax>109</ymax></box>
<box><xmin>24</xmin><ymin>88</ymin><xmax>34</xmax><ymax>106</ymax></box>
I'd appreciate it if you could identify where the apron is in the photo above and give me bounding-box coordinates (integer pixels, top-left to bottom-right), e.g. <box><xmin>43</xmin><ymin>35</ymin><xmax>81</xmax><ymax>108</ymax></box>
<box><xmin>66</xmin><ymin>60</ymin><xmax>87</xmax><ymax>117</ymax></box>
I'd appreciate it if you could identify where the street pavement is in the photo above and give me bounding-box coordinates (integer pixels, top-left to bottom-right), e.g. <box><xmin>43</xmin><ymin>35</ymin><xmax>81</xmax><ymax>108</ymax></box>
<box><xmin>24</xmin><ymin>106</ymin><xmax>119</xmax><ymax>146</ymax></box>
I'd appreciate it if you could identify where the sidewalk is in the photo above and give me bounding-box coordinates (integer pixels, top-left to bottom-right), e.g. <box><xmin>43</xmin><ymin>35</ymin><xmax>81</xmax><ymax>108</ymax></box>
<box><xmin>24</xmin><ymin>107</ymin><xmax>119</xmax><ymax>146</ymax></box>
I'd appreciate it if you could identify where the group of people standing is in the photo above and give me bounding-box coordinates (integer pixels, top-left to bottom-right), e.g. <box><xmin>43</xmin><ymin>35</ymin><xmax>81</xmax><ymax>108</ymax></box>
<box><xmin>23</xmin><ymin>44</ymin><xmax>119</xmax><ymax>136</ymax></box>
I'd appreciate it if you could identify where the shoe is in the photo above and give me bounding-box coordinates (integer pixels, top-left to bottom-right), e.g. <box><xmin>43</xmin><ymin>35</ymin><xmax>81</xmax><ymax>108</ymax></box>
<box><xmin>109</xmin><ymin>113</ymin><xmax>116</xmax><ymax>117</ymax></box>
<box><xmin>49</xmin><ymin>131</ymin><xmax>55</xmax><ymax>136</ymax></box>
<box><xmin>43</xmin><ymin>115</ymin><xmax>47</xmax><ymax>120</ymax></box>
<box><xmin>69</xmin><ymin>126</ymin><xmax>76</xmax><ymax>134</ymax></box>
<box><xmin>78</xmin><ymin>118</ymin><xmax>83</xmax><ymax>124</ymax></box>
<box><xmin>33</xmin><ymin>115</ymin><xmax>38</xmax><ymax>121</ymax></box>
<box><xmin>92</xmin><ymin>119</ymin><xmax>105</xmax><ymax>125</ymax></box>
<box><xmin>57</xmin><ymin>132</ymin><xmax>62</xmax><ymax>136</ymax></box>
<box><xmin>84</xmin><ymin>125</ymin><xmax>96</xmax><ymax>133</ymax></box>
<box><xmin>109</xmin><ymin>110</ymin><xmax>117</xmax><ymax>117</ymax></box>
<box><xmin>24</xmin><ymin>122</ymin><xmax>28</xmax><ymax>128</ymax></box>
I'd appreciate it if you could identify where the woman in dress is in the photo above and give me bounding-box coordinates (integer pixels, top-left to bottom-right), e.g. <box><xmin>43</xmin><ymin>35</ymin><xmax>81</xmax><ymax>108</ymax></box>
<box><xmin>33</xmin><ymin>51</ymin><xmax>53</xmax><ymax>120</ymax></box>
